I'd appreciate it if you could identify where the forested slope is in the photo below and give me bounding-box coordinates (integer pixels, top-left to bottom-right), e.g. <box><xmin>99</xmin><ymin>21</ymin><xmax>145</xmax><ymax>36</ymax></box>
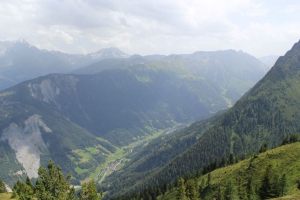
<box><xmin>102</xmin><ymin>110</ymin><xmax>226</xmax><ymax>195</ymax></box>
<box><xmin>105</xmin><ymin>40</ymin><xmax>300</xmax><ymax>197</ymax></box>
<box><xmin>113</xmin><ymin>140</ymin><xmax>300</xmax><ymax>200</ymax></box>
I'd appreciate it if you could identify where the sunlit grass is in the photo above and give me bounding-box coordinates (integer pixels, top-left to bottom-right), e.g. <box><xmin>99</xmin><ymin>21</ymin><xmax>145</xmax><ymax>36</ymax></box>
<box><xmin>86</xmin><ymin>147</ymin><xmax>99</xmax><ymax>154</ymax></box>
<box><xmin>160</xmin><ymin>143</ymin><xmax>300</xmax><ymax>200</ymax></box>
<box><xmin>75</xmin><ymin>167</ymin><xmax>89</xmax><ymax>174</ymax></box>
<box><xmin>73</xmin><ymin>149</ymin><xmax>92</xmax><ymax>162</ymax></box>
<box><xmin>0</xmin><ymin>193</ymin><xmax>15</xmax><ymax>200</ymax></box>
<box><xmin>75</xmin><ymin>128</ymin><xmax>170</xmax><ymax>184</ymax></box>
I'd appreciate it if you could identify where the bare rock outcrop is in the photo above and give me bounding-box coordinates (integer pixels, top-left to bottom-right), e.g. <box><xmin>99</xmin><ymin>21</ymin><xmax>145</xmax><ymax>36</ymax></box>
<box><xmin>1</xmin><ymin>114</ymin><xmax>51</xmax><ymax>178</ymax></box>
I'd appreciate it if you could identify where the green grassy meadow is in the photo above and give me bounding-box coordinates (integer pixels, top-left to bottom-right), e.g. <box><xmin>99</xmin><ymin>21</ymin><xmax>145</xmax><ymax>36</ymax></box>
<box><xmin>159</xmin><ymin>142</ymin><xmax>300</xmax><ymax>200</ymax></box>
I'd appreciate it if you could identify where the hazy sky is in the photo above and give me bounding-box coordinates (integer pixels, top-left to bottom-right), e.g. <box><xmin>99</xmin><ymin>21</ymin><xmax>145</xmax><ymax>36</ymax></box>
<box><xmin>1</xmin><ymin>0</ymin><xmax>300</xmax><ymax>57</ymax></box>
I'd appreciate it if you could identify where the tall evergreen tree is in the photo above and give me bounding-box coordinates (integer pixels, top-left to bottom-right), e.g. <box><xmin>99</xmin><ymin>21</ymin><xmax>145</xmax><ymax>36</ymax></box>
<box><xmin>229</xmin><ymin>153</ymin><xmax>234</xmax><ymax>165</ymax></box>
<box><xmin>246</xmin><ymin>177</ymin><xmax>258</xmax><ymax>200</ymax></box>
<box><xmin>25</xmin><ymin>176</ymin><xmax>34</xmax><ymax>190</ymax></box>
<box><xmin>185</xmin><ymin>179</ymin><xmax>197</xmax><ymax>200</ymax></box>
<box><xmin>289</xmin><ymin>134</ymin><xmax>299</xmax><ymax>143</ymax></box>
<box><xmin>79</xmin><ymin>180</ymin><xmax>101</xmax><ymax>200</ymax></box>
<box><xmin>176</xmin><ymin>178</ymin><xmax>187</xmax><ymax>200</ymax></box>
<box><xmin>259</xmin><ymin>164</ymin><xmax>274</xmax><ymax>199</ymax></box>
<box><xmin>207</xmin><ymin>173</ymin><xmax>211</xmax><ymax>187</ymax></box>
<box><xmin>0</xmin><ymin>179</ymin><xmax>6</xmax><ymax>193</ymax></box>
<box><xmin>259</xmin><ymin>142</ymin><xmax>269</xmax><ymax>153</ymax></box>
<box><xmin>278</xmin><ymin>174</ymin><xmax>288</xmax><ymax>197</ymax></box>
<box><xmin>35</xmin><ymin>160</ymin><xmax>76</xmax><ymax>200</ymax></box>
<box><xmin>199</xmin><ymin>179</ymin><xmax>205</xmax><ymax>194</ymax></box>
<box><xmin>224</xmin><ymin>180</ymin><xmax>237</xmax><ymax>200</ymax></box>
<box><xmin>11</xmin><ymin>180</ymin><xmax>34</xmax><ymax>200</ymax></box>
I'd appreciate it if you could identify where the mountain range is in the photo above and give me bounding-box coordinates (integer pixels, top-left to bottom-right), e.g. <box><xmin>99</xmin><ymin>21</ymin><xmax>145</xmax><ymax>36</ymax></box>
<box><xmin>0</xmin><ymin>39</ymin><xmax>129</xmax><ymax>91</ymax></box>
<box><xmin>0</xmin><ymin>39</ymin><xmax>273</xmax><ymax>192</ymax></box>
<box><xmin>102</xmin><ymin>40</ymin><xmax>300</xmax><ymax>198</ymax></box>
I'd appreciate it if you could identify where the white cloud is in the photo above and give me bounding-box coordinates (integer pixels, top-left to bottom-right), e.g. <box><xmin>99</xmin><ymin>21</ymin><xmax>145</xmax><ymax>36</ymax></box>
<box><xmin>0</xmin><ymin>0</ymin><xmax>300</xmax><ymax>57</ymax></box>
<box><xmin>283</xmin><ymin>4</ymin><xmax>300</xmax><ymax>13</ymax></box>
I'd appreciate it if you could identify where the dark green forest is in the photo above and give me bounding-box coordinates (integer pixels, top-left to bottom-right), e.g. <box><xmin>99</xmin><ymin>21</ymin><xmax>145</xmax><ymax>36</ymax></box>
<box><xmin>102</xmin><ymin>40</ymin><xmax>300</xmax><ymax>198</ymax></box>
<box><xmin>111</xmin><ymin>135</ymin><xmax>300</xmax><ymax>200</ymax></box>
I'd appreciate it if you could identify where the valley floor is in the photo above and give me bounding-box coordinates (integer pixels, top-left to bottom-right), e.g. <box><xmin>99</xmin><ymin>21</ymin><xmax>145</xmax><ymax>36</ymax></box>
<box><xmin>80</xmin><ymin>123</ymin><xmax>187</xmax><ymax>185</ymax></box>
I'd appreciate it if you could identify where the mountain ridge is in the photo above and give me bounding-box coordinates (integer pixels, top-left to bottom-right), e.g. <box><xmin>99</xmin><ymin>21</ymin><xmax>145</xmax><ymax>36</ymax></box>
<box><xmin>0</xmin><ymin>39</ymin><xmax>129</xmax><ymax>91</ymax></box>
<box><xmin>103</xmin><ymin>39</ymin><xmax>300</xmax><ymax>198</ymax></box>
<box><xmin>0</xmin><ymin>39</ymin><xmax>276</xmax><ymax>191</ymax></box>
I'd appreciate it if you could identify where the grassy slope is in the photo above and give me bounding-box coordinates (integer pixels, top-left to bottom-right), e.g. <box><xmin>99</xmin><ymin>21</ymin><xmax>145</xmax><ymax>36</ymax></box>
<box><xmin>102</xmin><ymin>111</ymin><xmax>226</xmax><ymax>197</ymax></box>
<box><xmin>79</xmin><ymin>128</ymin><xmax>167</xmax><ymax>184</ymax></box>
<box><xmin>139</xmin><ymin>41</ymin><xmax>300</xmax><ymax>192</ymax></box>
<box><xmin>0</xmin><ymin>193</ymin><xmax>15</xmax><ymax>200</ymax></box>
<box><xmin>159</xmin><ymin>142</ymin><xmax>300</xmax><ymax>200</ymax></box>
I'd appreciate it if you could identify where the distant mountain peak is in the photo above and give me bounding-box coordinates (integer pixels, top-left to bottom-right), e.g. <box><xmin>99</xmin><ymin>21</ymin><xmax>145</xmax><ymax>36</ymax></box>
<box><xmin>89</xmin><ymin>47</ymin><xmax>129</xmax><ymax>59</ymax></box>
<box><xmin>15</xmin><ymin>38</ymin><xmax>31</xmax><ymax>47</ymax></box>
<box><xmin>16</xmin><ymin>38</ymin><xmax>27</xmax><ymax>44</ymax></box>
<box><xmin>259</xmin><ymin>55</ymin><xmax>279</xmax><ymax>68</ymax></box>
<box><xmin>290</xmin><ymin>39</ymin><xmax>300</xmax><ymax>52</ymax></box>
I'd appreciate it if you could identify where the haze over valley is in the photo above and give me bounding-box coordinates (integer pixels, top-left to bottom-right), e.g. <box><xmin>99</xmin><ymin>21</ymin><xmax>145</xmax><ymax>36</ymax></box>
<box><xmin>1</xmin><ymin>1</ymin><xmax>300</xmax><ymax>200</ymax></box>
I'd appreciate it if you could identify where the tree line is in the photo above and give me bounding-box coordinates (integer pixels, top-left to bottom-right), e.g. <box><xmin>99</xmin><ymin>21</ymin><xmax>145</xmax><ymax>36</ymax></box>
<box><xmin>110</xmin><ymin>134</ymin><xmax>300</xmax><ymax>200</ymax></box>
<box><xmin>6</xmin><ymin>160</ymin><xmax>102</xmax><ymax>200</ymax></box>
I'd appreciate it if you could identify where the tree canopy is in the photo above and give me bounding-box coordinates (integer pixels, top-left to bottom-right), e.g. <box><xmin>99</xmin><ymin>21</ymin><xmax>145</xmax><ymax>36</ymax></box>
<box><xmin>11</xmin><ymin>160</ymin><xmax>101</xmax><ymax>200</ymax></box>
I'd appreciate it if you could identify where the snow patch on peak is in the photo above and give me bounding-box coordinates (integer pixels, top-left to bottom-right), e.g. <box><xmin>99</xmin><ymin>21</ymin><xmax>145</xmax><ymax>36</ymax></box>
<box><xmin>1</xmin><ymin>114</ymin><xmax>51</xmax><ymax>178</ymax></box>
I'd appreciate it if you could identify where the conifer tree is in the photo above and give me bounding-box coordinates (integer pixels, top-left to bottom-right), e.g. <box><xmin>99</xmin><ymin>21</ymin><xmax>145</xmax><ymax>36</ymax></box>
<box><xmin>0</xmin><ymin>179</ymin><xmax>6</xmax><ymax>193</ymax></box>
<box><xmin>79</xmin><ymin>180</ymin><xmax>101</xmax><ymax>200</ymax></box>
<box><xmin>259</xmin><ymin>142</ymin><xmax>269</xmax><ymax>153</ymax></box>
<box><xmin>185</xmin><ymin>179</ymin><xmax>197</xmax><ymax>200</ymax></box>
<box><xmin>259</xmin><ymin>164</ymin><xmax>274</xmax><ymax>199</ymax></box>
<box><xmin>11</xmin><ymin>180</ymin><xmax>34</xmax><ymax>200</ymax></box>
<box><xmin>25</xmin><ymin>176</ymin><xmax>34</xmax><ymax>190</ymax></box>
<box><xmin>35</xmin><ymin>160</ymin><xmax>76</xmax><ymax>200</ymax></box>
<box><xmin>246</xmin><ymin>177</ymin><xmax>258</xmax><ymax>200</ymax></box>
<box><xmin>207</xmin><ymin>173</ymin><xmax>211</xmax><ymax>187</ymax></box>
<box><xmin>176</xmin><ymin>178</ymin><xmax>187</xmax><ymax>200</ymax></box>
<box><xmin>224</xmin><ymin>180</ymin><xmax>237</xmax><ymax>200</ymax></box>
<box><xmin>229</xmin><ymin>153</ymin><xmax>234</xmax><ymax>165</ymax></box>
<box><xmin>278</xmin><ymin>174</ymin><xmax>287</xmax><ymax>197</ymax></box>
<box><xmin>199</xmin><ymin>179</ymin><xmax>205</xmax><ymax>194</ymax></box>
<box><xmin>289</xmin><ymin>134</ymin><xmax>299</xmax><ymax>143</ymax></box>
<box><xmin>216</xmin><ymin>186</ymin><xmax>222</xmax><ymax>200</ymax></box>
<box><xmin>221</xmin><ymin>156</ymin><xmax>227</xmax><ymax>167</ymax></box>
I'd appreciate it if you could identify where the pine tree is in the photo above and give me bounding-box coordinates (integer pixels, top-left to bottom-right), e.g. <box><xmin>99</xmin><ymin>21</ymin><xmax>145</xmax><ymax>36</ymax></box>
<box><xmin>35</xmin><ymin>160</ymin><xmax>76</xmax><ymax>200</ymax></box>
<box><xmin>216</xmin><ymin>186</ymin><xmax>222</xmax><ymax>200</ymax></box>
<box><xmin>176</xmin><ymin>178</ymin><xmax>187</xmax><ymax>200</ymax></box>
<box><xmin>281</xmin><ymin>133</ymin><xmax>290</xmax><ymax>145</ymax></box>
<box><xmin>229</xmin><ymin>153</ymin><xmax>234</xmax><ymax>165</ymax></box>
<box><xmin>221</xmin><ymin>156</ymin><xmax>227</xmax><ymax>167</ymax></box>
<box><xmin>246</xmin><ymin>177</ymin><xmax>258</xmax><ymax>200</ymax></box>
<box><xmin>259</xmin><ymin>164</ymin><xmax>274</xmax><ymax>199</ymax></box>
<box><xmin>185</xmin><ymin>179</ymin><xmax>197</xmax><ymax>200</ymax></box>
<box><xmin>259</xmin><ymin>142</ymin><xmax>269</xmax><ymax>153</ymax></box>
<box><xmin>0</xmin><ymin>179</ymin><xmax>6</xmax><ymax>193</ymax></box>
<box><xmin>11</xmin><ymin>180</ymin><xmax>34</xmax><ymax>200</ymax></box>
<box><xmin>278</xmin><ymin>174</ymin><xmax>287</xmax><ymax>197</ymax></box>
<box><xmin>224</xmin><ymin>180</ymin><xmax>237</xmax><ymax>200</ymax></box>
<box><xmin>79</xmin><ymin>180</ymin><xmax>101</xmax><ymax>200</ymax></box>
<box><xmin>199</xmin><ymin>179</ymin><xmax>205</xmax><ymax>194</ymax></box>
<box><xmin>289</xmin><ymin>134</ymin><xmax>299</xmax><ymax>143</ymax></box>
<box><xmin>25</xmin><ymin>176</ymin><xmax>34</xmax><ymax>190</ymax></box>
<box><xmin>207</xmin><ymin>173</ymin><xmax>211</xmax><ymax>187</ymax></box>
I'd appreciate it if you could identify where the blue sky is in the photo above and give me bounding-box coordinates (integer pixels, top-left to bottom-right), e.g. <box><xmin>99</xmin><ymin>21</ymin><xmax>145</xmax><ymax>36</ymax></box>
<box><xmin>1</xmin><ymin>0</ymin><xmax>300</xmax><ymax>57</ymax></box>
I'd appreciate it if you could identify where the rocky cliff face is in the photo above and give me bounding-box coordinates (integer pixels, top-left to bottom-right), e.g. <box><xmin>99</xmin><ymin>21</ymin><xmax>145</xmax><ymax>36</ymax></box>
<box><xmin>28</xmin><ymin>75</ymin><xmax>78</xmax><ymax>110</ymax></box>
<box><xmin>1</xmin><ymin>114</ymin><xmax>51</xmax><ymax>178</ymax></box>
